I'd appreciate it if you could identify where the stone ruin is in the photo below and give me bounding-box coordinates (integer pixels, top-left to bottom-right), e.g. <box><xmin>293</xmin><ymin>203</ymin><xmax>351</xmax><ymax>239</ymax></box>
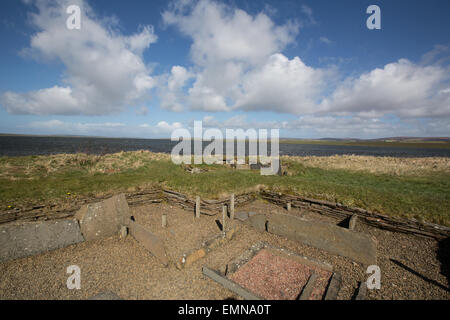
<box><xmin>0</xmin><ymin>192</ymin><xmax>380</xmax><ymax>300</ymax></box>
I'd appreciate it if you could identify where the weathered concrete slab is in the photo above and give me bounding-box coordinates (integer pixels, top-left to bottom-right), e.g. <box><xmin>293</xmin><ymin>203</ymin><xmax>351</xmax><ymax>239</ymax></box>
<box><xmin>89</xmin><ymin>290</ymin><xmax>122</xmax><ymax>300</ymax></box>
<box><xmin>75</xmin><ymin>194</ymin><xmax>130</xmax><ymax>241</ymax></box>
<box><xmin>202</xmin><ymin>266</ymin><xmax>262</xmax><ymax>300</ymax></box>
<box><xmin>127</xmin><ymin>219</ymin><xmax>169</xmax><ymax>266</ymax></box>
<box><xmin>355</xmin><ymin>281</ymin><xmax>367</xmax><ymax>300</ymax></box>
<box><xmin>244</xmin><ymin>214</ymin><xmax>267</xmax><ymax>232</ymax></box>
<box><xmin>298</xmin><ymin>272</ymin><xmax>318</xmax><ymax>300</ymax></box>
<box><xmin>235</xmin><ymin>212</ymin><xmax>249</xmax><ymax>222</ymax></box>
<box><xmin>266</xmin><ymin>213</ymin><xmax>377</xmax><ymax>265</ymax></box>
<box><xmin>324</xmin><ymin>272</ymin><xmax>342</xmax><ymax>300</ymax></box>
<box><xmin>0</xmin><ymin>219</ymin><xmax>84</xmax><ymax>262</ymax></box>
<box><xmin>177</xmin><ymin>227</ymin><xmax>238</xmax><ymax>270</ymax></box>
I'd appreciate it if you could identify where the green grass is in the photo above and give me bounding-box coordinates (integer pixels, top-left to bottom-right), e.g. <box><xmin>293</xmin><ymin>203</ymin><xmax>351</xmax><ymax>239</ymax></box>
<box><xmin>0</xmin><ymin>154</ymin><xmax>449</xmax><ymax>226</ymax></box>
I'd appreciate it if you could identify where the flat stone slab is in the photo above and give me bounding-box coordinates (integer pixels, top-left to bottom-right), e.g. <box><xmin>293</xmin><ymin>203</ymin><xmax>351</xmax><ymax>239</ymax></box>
<box><xmin>128</xmin><ymin>219</ymin><xmax>169</xmax><ymax>266</ymax></box>
<box><xmin>202</xmin><ymin>266</ymin><xmax>262</xmax><ymax>300</ymax></box>
<box><xmin>0</xmin><ymin>219</ymin><xmax>84</xmax><ymax>262</ymax></box>
<box><xmin>244</xmin><ymin>214</ymin><xmax>267</xmax><ymax>232</ymax></box>
<box><xmin>266</xmin><ymin>213</ymin><xmax>377</xmax><ymax>265</ymax></box>
<box><xmin>234</xmin><ymin>212</ymin><xmax>249</xmax><ymax>222</ymax></box>
<box><xmin>75</xmin><ymin>194</ymin><xmax>130</xmax><ymax>241</ymax></box>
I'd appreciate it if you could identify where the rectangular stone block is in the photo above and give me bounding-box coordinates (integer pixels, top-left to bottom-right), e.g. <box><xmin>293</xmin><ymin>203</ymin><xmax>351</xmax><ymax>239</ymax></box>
<box><xmin>267</xmin><ymin>213</ymin><xmax>377</xmax><ymax>265</ymax></box>
<box><xmin>75</xmin><ymin>193</ymin><xmax>130</xmax><ymax>241</ymax></box>
<box><xmin>128</xmin><ymin>219</ymin><xmax>169</xmax><ymax>266</ymax></box>
<box><xmin>244</xmin><ymin>214</ymin><xmax>267</xmax><ymax>232</ymax></box>
<box><xmin>0</xmin><ymin>219</ymin><xmax>84</xmax><ymax>262</ymax></box>
<box><xmin>234</xmin><ymin>212</ymin><xmax>249</xmax><ymax>222</ymax></box>
<box><xmin>202</xmin><ymin>267</ymin><xmax>262</xmax><ymax>300</ymax></box>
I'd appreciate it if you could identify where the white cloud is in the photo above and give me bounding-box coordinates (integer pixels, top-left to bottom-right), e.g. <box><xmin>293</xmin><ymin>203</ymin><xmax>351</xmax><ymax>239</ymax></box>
<box><xmin>161</xmin><ymin>0</ymin><xmax>450</xmax><ymax>122</ymax></box>
<box><xmin>27</xmin><ymin>119</ymin><xmax>185</xmax><ymax>137</ymax></box>
<box><xmin>161</xmin><ymin>0</ymin><xmax>300</xmax><ymax>112</ymax></box>
<box><xmin>301</xmin><ymin>4</ymin><xmax>317</xmax><ymax>25</ymax></box>
<box><xmin>28</xmin><ymin>119</ymin><xmax>125</xmax><ymax>135</ymax></box>
<box><xmin>155</xmin><ymin>121</ymin><xmax>183</xmax><ymax>132</ymax></box>
<box><xmin>420</xmin><ymin>44</ymin><xmax>450</xmax><ymax>66</ymax></box>
<box><xmin>320</xmin><ymin>59</ymin><xmax>450</xmax><ymax>118</ymax></box>
<box><xmin>159</xmin><ymin>66</ymin><xmax>194</xmax><ymax>112</ymax></box>
<box><xmin>1</xmin><ymin>0</ymin><xmax>157</xmax><ymax>115</ymax></box>
<box><xmin>234</xmin><ymin>54</ymin><xmax>328</xmax><ymax>114</ymax></box>
<box><xmin>197</xmin><ymin>114</ymin><xmax>450</xmax><ymax>138</ymax></box>
<box><xmin>3</xmin><ymin>0</ymin><xmax>450</xmax><ymax>138</ymax></box>
<box><xmin>319</xmin><ymin>36</ymin><xmax>333</xmax><ymax>45</ymax></box>
<box><xmin>163</xmin><ymin>0</ymin><xmax>298</xmax><ymax>67</ymax></box>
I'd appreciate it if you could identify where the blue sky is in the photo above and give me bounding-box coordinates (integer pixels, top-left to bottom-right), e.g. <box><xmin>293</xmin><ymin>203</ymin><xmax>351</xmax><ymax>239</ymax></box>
<box><xmin>0</xmin><ymin>0</ymin><xmax>449</xmax><ymax>138</ymax></box>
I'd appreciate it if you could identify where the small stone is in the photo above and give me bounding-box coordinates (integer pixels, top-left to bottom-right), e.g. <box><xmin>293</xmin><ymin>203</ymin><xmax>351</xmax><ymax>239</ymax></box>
<box><xmin>162</xmin><ymin>213</ymin><xmax>167</xmax><ymax>228</ymax></box>
<box><xmin>349</xmin><ymin>214</ymin><xmax>358</xmax><ymax>230</ymax></box>
<box><xmin>120</xmin><ymin>226</ymin><xmax>128</xmax><ymax>239</ymax></box>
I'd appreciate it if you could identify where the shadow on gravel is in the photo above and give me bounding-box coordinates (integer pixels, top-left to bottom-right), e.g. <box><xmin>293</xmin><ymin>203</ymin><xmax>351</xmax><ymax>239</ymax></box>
<box><xmin>437</xmin><ymin>236</ymin><xmax>450</xmax><ymax>287</ymax></box>
<box><xmin>390</xmin><ymin>258</ymin><xmax>449</xmax><ymax>292</ymax></box>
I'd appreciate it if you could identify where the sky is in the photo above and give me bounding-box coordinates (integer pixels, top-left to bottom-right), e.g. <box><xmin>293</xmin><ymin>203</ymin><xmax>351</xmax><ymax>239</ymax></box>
<box><xmin>0</xmin><ymin>0</ymin><xmax>449</xmax><ymax>139</ymax></box>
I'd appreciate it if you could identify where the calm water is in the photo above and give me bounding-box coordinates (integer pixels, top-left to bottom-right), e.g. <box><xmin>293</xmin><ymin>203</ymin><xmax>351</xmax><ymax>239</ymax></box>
<box><xmin>0</xmin><ymin>136</ymin><xmax>449</xmax><ymax>158</ymax></box>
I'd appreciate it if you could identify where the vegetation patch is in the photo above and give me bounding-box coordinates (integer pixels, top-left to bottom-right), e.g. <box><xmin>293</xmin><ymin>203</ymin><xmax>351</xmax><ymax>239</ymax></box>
<box><xmin>0</xmin><ymin>151</ymin><xmax>449</xmax><ymax>225</ymax></box>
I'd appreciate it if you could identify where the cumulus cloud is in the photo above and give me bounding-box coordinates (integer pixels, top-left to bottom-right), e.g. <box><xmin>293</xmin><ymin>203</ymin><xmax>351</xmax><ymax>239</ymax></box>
<box><xmin>158</xmin><ymin>66</ymin><xmax>194</xmax><ymax>112</ymax></box>
<box><xmin>1</xmin><ymin>0</ymin><xmax>157</xmax><ymax>115</ymax></box>
<box><xmin>3</xmin><ymin>0</ymin><xmax>450</xmax><ymax>138</ymax></box>
<box><xmin>161</xmin><ymin>0</ymin><xmax>301</xmax><ymax>112</ymax></box>
<box><xmin>161</xmin><ymin>0</ymin><xmax>450</xmax><ymax>122</ymax></box>
<box><xmin>320</xmin><ymin>59</ymin><xmax>450</xmax><ymax>118</ymax></box>
<box><xmin>234</xmin><ymin>54</ymin><xmax>328</xmax><ymax>114</ymax></box>
<box><xmin>154</xmin><ymin>121</ymin><xmax>183</xmax><ymax>132</ymax></box>
<box><xmin>163</xmin><ymin>0</ymin><xmax>298</xmax><ymax>66</ymax></box>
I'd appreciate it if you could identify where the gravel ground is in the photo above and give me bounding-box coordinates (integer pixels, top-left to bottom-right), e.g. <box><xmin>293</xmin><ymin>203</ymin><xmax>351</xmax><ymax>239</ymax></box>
<box><xmin>0</xmin><ymin>200</ymin><xmax>448</xmax><ymax>300</ymax></box>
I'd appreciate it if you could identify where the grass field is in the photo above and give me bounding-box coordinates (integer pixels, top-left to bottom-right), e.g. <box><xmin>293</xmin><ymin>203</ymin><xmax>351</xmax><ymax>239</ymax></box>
<box><xmin>0</xmin><ymin>150</ymin><xmax>449</xmax><ymax>226</ymax></box>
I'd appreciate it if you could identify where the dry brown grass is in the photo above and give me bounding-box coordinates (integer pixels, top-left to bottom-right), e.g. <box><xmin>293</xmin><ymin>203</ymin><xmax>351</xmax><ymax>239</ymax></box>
<box><xmin>0</xmin><ymin>150</ymin><xmax>171</xmax><ymax>180</ymax></box>
<box><xmin>2</xmin><ymin>151</ymin><xmax>448</xmax><ymax>180</ymax></box>
<box><xmin>282</xmin><ymin>155</ymin><xmax>450</xmax><ymax>176</ymax></box>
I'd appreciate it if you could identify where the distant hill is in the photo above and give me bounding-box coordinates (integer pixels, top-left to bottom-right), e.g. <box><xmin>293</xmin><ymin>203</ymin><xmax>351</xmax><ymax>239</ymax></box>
<box><xmin>370</xmin><ymin>137</ymin><xmax>450</xmax><ymax>142</ymax></box>
<box><xmin>280</xmin><ymin>137</ymin><xmax>450</xmax><ymax>142</ymax></box>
